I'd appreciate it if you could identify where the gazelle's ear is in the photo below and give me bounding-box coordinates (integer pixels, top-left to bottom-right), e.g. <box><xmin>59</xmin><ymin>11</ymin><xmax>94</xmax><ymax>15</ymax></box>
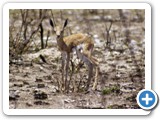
<box><xmin>50</xmin><ymin>19</ymin><xmax>54</xmax><ymax>28</ymax></box>
<box><xmin>63</xmin><ymin>19</ymin><xmax>68</xmax><ymax>29</ymax></box>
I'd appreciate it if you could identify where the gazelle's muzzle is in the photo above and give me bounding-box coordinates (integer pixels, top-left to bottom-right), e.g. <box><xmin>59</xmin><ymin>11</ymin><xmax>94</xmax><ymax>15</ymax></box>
<box><xmin>57</xmin><ymin>35</ymin><xmax>60</xmax><ymax>39</ymax></box>
<box><xmin>56</xmin><ymin>30</ymin><xmax>62</xmax><ymax>39</ymax></box>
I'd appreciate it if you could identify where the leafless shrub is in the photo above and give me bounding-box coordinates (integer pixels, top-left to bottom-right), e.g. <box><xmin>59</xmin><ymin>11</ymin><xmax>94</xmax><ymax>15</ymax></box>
<box><xmin>104</xmin><ymin>21</ymin><xmax>113</xmax><ymax>49</ymax></box>
<box><xmin>9</xmin><ymin>9</ymin><xmax>48</xmax><ymax>60</ymax></box>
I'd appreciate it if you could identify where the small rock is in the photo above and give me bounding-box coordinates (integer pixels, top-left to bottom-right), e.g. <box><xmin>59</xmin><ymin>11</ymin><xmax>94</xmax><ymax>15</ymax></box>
<box><xmin>23</xmin><ymin>81</ymin><xmax>29</xmax><ymax>85</ymax></box>
<box><xmin>9</xmin><ymin>90</ymin><xmax>20</xmax><ymax>101</ymax></box>
<box><xmin>35</xmin><ymin>78</ymin><xmax>43</xmax><ymax>82</ymax></box>
<box><xmin>45</xmin><ymin>75</ymin><xmax>52</xmax><ymax>80</ymax></box>
<box><xmin>52</xmin><ymin>86</ymin><xmax>59</xmax><ymax>93</ymax></box>
<box><xmin>34</xmin><ymin>101</ymin><xmax>50</xmax><ymax>105</ymax></box>
<box><xmin>39</xmin><ymin>66</ymin><xmax>43</xmax><ymax>71</ymax></box>
<box><xmin>13</xmin><ymin>83</ymin><xmax>23</xmax><ymax>87</ymax></box>
<box><xmin>34</xmin><ymin>90</ymin><xmax>48</xmax><ymax>100</ymax></box>
<box><xmin>26</xmin><ymin>102</ymin><xmax>33</xmax><ymax>107</ymax></box>
<box><xmin>37</xmin><ymin>84</ymin><xmax>45</xmax><ymax>88</ymax></box>
<box><xmin>52</xmin><ymin>88</ymin><xmax>57</xmax><ymax>93</ymax></box>
<box><xmin>64</xmin><ymin>99</ymin><xmax>75</xmax><ymax>103</ymax></box>
<box><xmin>26</xmin><ymin>67</ymin><xmax>30</xmax><ymax>70</ymax></box>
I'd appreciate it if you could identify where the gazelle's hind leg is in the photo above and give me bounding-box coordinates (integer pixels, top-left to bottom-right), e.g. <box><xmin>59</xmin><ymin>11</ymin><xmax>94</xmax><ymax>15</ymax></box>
<box><xmin>75</xmin><ymin>48</ymin><xmax>94</xmax><ymax>90</ymax></box>
<box><xmin>91</xmin><ymin>56</ymin><xmax>99</xmax><ymax>90</ymax></box>
<box><xmin>86</xmin><ymin>62</ymin><xmax>93</xmax><ymax>90</ymax></box>
<box><xmin>83</xmin><ymin>47</ymin><xmax>100</xmax><ymax>90</ymax></box>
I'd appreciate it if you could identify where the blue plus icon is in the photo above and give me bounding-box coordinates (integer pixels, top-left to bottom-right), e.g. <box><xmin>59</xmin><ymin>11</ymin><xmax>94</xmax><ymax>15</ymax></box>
<box><xmin>137</xmin><ymin>89</ymin><xmax>158</xmax><ymax>110</ymax></box>
<box><xmin>142</xmin><ymin>93</ymin><xmax>153</xmax><ymax>105</ymax></box>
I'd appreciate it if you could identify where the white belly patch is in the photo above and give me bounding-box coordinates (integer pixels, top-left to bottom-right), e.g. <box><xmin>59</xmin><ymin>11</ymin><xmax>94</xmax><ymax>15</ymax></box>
<box><xmin>76</xmin><ymin>44</ymin><xmax>84</xmax><ymax>53</ymax></box>
<box><xmin>72</xmin><ymin>44</ymin><xmax>91</xmax><ymax>66</ymax></box>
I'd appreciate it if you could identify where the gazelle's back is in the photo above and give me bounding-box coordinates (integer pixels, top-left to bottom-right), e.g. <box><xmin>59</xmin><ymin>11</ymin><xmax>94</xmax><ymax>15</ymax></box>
<box><xmin>64</xmin><ymin>33</ymin><xmax>94</xmax><ymax>52</ymax></box>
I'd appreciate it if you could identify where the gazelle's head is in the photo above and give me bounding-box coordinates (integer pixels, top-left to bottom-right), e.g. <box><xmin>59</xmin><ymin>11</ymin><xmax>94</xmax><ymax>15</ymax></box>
<box><xmin>50</xmin><ymin>19</ymin><xmax>68</xmax><ymax>40</ymax></box>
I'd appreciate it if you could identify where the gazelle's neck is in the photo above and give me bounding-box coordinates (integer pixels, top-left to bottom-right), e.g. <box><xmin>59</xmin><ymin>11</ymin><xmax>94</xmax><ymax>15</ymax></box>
<box><xmin>57</xmin><ymin>32</ymin><xmax>65</xmax><ymax>43</ymax></box>
<box><xmin>56</xmin><ymin>34</ymin><xmax>68</xmax><ymax>51</ymax></box>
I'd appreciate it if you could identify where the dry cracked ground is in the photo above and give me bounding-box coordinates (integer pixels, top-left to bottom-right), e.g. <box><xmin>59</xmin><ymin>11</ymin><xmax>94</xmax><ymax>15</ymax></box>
<box><xmin>9</xmin><ymin>40</ymin><xmax>144</xmax><ymax>109</ymax></box>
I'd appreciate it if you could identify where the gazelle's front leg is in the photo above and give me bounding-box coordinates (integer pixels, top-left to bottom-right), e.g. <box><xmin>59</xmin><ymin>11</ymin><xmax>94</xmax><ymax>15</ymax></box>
<box><xmin>65</xmin><ymin>52</ymin><xmax>70</xmax><ymax>91</ymax></box>
<box><xmin>61</xmin><ymin>52</ymin><xmax>66</xmax><ymax>91</ymax></box>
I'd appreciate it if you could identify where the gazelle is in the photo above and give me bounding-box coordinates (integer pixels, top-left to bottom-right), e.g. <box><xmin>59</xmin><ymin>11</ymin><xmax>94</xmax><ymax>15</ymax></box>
<box><xmin>50</xmin><ymin>18</ymin><xmax>99</xmax><ymax>92</ymax></box>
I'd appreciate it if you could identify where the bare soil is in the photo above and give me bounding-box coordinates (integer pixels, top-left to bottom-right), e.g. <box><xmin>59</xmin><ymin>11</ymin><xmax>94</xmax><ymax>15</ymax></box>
<box><xmin>9</xmin><ymin>42</ymin><xmax>144</xmax><ymax>109</ymax></box>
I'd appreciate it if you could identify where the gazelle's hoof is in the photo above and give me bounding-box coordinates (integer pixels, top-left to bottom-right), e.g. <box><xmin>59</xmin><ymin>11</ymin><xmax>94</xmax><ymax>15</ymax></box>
<box><xmin>73</xmin><ymin>87</ymin><xmax>78</xmax><ymax>93</ymax></box>
<box><xmin>92</xmin><ymin>86</ymin><xmax>97</xmax><ymax>91</ymax></box>
<box><xmin>84</xmin><ymin>87</ymin><xmax>96</xmax><ymax>94</ymax></box>
<box><xmin>92</xmin><ymin>87</ymin><xmax>95</xmax><ymax>91</ymax></box>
